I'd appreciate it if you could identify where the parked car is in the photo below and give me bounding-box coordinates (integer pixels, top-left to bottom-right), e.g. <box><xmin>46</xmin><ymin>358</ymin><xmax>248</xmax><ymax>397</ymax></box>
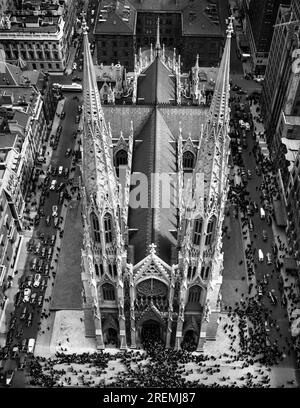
<box><xmin>64</xmin><ymin>167</ymin><xmax>69</xmax><ymax>178</ymax></box>
<box><xmin>58</xmin><ymin>166</ymin><xmax>63</xmax><ymax>176</ymax></box>
<box><xmin>266</xmin><ymin>252</ymin><xmax>272</xmax><ymax>265</ymax></box>
<box><xmin>268</xmin><ymin>291</ymin><xmax>277</xmax><ymax>305</ymax></box>
<box><xmin>50</xmin><ymin>180</ymin><xmax>57</xmax><ymax>191</ymax></box>
<box><xmin>21</xmin><ymin>338</ymin><xmax>28</xmax><ymax>351</ymax></box>
<box><xmin>44</xmin><ymin>264</ymin><xmax>50</xmax><ymax>276</ymax></box>
<box><xmin>262</xmin><ymin>230</ymin><xmax>268</xmax><ymax>241</ymax></box>
<box><xmin>9</xmin><ymin>316</ymin><xmax>17</xmax><ymax>330</ymax></box>
<box><xmin>57</xmin><ymin>182</ymin><xmax>65</xmax><ymax>192</ymax></box>
<box><xmin>26</xmin><ymin>275</ymin><xmax>33</xmax><ymax>287</ymax></box>
<box><xmin>20</xmin><ymin>306</ymin><xmax>27</xmax><ymax>320</ymax></box>
<box><xmin>53</xmin><ymin>217</ymin><xmax>59</xmax><ymax>229</ymax></box>
<box><xmin>50</xmin><ymin>234</ymin><xmax>56</xmax><ymax>246</ymax></box>
<box><xmin>30</xmin><ymin>292</ymin><xmax>37</xmax><ymax>304</ymax></box>
<box><xmin>27</xmin><ymin>312</ymin><xmax>33</xmax><ymax>327</ymax></box>
<box><xmin>65</xmin><ymin>148</ymin><xmax>72</xmax><ymax>157</ymax></box>
<box><xmin>46</xmin><ymin>216</ymin><xmax>51</xmax><ymax>226</ymax></box>
<box><xmin>59</xmin><ymin>191</ymin><xmax>64</xmax><ymax>204</ymax></box>
<box><xmin>33</xmin><ymin>273</ymin><xmax>42</xmax><ymax>288</ymax></box>
<box><xmin>60</xmin><ymin>111</ymin><xmax>66</xmax><ymax>119</ymax></box>
<box><xmin>258</xmin><ymin>249</ymin><xmax>264</xmax><ymax>263</ymax></box>
<box><xmin>37</xmin><ymin>295</ymin><xmax>43</xmax><ymax>307</ymax></box>
<box><xmin>52</xmin><ymin>205</ymin><xmax>58</xmax><ymax>217</ymax></box>
<box><xmin>41</xmin><ymin>247</ymin><xmax>47</xmax><ymax>259</ymax></box>
<box><xmin>75</xmin><ymin>115</ymin><xmax>80</xmax><ymax>124</ymax></box>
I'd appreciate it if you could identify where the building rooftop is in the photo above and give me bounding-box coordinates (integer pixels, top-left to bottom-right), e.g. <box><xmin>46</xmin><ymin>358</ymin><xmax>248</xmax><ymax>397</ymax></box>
<box><xmin>94</xmin><ymin>0</ymin><xmax>136</xmax><ymax>35</ymax></box>
<box><xmin>95</xmin><ymin>0</ymin><xmax>226</xmax><ymax>37</ymax></box>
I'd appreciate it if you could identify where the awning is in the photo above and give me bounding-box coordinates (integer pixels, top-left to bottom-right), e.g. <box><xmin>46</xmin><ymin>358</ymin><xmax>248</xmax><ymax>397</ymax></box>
<box><xmin>272</xmin><ymin>199</ymin><xmax>287</xmax><ymax>227</ymax></box>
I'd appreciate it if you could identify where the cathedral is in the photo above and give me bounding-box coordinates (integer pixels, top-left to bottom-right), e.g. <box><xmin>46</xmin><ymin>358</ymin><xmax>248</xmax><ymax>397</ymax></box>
<box><xmin>80</xmin><ymin>17</ymin><xmax>233</xmax><ymax>350</ymax></box>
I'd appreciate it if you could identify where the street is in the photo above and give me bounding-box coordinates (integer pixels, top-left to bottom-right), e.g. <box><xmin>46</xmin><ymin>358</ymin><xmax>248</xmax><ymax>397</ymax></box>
<box><xmin>1</xmin><ymin>90</ymin><xmax>83</xmax><ymax>387</ymax></box>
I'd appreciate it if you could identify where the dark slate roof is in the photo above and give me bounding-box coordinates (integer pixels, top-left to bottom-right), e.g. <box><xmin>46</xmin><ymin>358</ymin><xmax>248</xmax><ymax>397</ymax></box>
<box><xmin>94</xmin><ymin>0</ymin><xmax>136</xmax><ymax>35</ymax></box>
<box><xmin>137</xmin><ymin>56</ymin><xmax>176</xmax><ymax>105</ymax></box>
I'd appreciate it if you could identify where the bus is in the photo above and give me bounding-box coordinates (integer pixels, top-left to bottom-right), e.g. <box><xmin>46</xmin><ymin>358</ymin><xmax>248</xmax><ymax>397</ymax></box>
<box><xmin>52</xmin><ymin>83</ymin><xmax>82</xmax><ymax>92</ymax></box>
<box><xmin>61</xmin><ymin>83</ymin><xmax>82</xmax><ymax>92</ymax></box>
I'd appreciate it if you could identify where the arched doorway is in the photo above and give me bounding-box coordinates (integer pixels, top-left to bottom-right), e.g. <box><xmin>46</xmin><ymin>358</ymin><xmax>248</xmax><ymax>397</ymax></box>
<box><xmin>141</xmin><ymin>319</ymin><xmax>161</xmax><ymax>343</ymax></box>
<box><xmin>107</xmin><ymin>328</ymin><xmax>118</xmax><ymax>347</ymax></box>
<box><xmin>182</xmin><ymin>330</ymin><xmax>197</xmax><ymax>352</ymax></box>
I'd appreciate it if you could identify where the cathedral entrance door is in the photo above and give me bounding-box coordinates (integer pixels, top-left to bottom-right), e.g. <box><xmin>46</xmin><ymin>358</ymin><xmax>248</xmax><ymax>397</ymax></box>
<box><xmin>141</xmin><ymin>319</ymin><xmax>161</xmax><ymax>343</ymax></box>
<box><xmin>107</xmin><ymin>328</ymin><xmax>119</xmax><ymax>347</ymax></box>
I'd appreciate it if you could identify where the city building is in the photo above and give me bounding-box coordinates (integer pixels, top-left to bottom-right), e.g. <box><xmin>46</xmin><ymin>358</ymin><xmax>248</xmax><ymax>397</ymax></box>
<box><xmin>93</xmin><ymin>0</ymin><xmax>228</xmax><ymax>71</ymax></box>
<box><xmin>0</xmin><ymin>0</ymin><xmax>77</xmax><ymax>72</ymax></box>
<box><xmin>80</xmin><ymin>17</ymin><xmax>232</xmax><ymax>350</ymax></box>
<box><xmin>0</xmin><ymin>0</ymin><xmax>15</xmax><ymax>14</ymax></box>
<box><xmin>243</xmin><ymin>0</ymin><xmax>291</xmax><ymax>75</ymax></box>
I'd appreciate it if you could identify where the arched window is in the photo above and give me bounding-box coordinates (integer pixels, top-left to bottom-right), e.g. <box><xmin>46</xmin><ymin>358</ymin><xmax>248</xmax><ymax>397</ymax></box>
<box><xmin>200</xmin><ymin>266</ymin><xmax>205</xmax><ymax>279</ymax></box>
<box><xmin>183</xmin><ymin>151</ymin><xmax>195</xmax><ymax>170</ymax></box>
<box><xmin>104</xmin><ymin>213</ymin><xmax>113</xmax><ymax>243</ymax></box>
<box><xmin>113</xmin><ymin>264</ymin><xmax>118</xmax><ymax>277</ymax></box>
<box><xmin>100</xmin><ymin>264</ymin><xmax>104</xmax><ymax>276</ymax></box>
<box><xmin>192</xmin><ymin>266</ymin><xmax>197</xmax><ymax>278</ymax></box>
<box><xmin>115</xmin><ymin>149</ymin><xmax>128</xmax><ymax>167</ymax></box>
<box><xmin>95</xmin><ymin>264</ymin><xmax>99</xmax><ymax>276</ymax></box>
<box><xmin>205</xmin><ymin>216</ymin><xmax>215</xmax><ymax>246</ymax></box>
<box><xmin>90</xmin><ymin>212</ymin><xmax>101</xmax><ymax>243</ymax></box>
<box><xmin>102</xmin><ymin>283</ymin><xmax>115</xmax><ymax>301</ymax></box>
<box><xmin>188</xmin><ymin>286</ymin><xmax>202</xmax><ymax>303</ymax></box>
<box><xmin>204</xmin><ymin>266</ymin><xmax>210</xmax><ymax>280</ymax></box>
<box><xmin>108</xmin><ymin>264</ymin><xmax>113</xmax><ymax>275</ymax></box>
<box><xmin>187</xmin><ymin>266</ymin><xmax>192</xmax><ymax>279</ymax></box>
<box><xmin>193</xmin><ymin>218</ymin><xmax>203</xmax><ymax>245</ymax></box>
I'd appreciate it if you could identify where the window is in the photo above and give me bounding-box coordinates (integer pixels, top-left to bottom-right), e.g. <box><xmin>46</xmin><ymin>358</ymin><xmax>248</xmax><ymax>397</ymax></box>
<box><xmin>200</xmin><ymin>266</ymin><xmax>205</xmax><ymax>279</ymax></box>
<box><xmin>56</xmin><ymin>63</ymin><xmax>60</xmax><ymax>69</ymax></box>
<box><xmin>102</xmin><ymin>283</ymin><xmax>115</xmax><ymax>301</ymax></box>
<box><xmin>104</xmin><ymin>213</ymin><xmax>113</xmax><ymax>243</ymax></box>
<box><xmin>95</xmin><ymin>264</ymin><xmax>99</xmax><ymax>276</ymax></box>
<box><xmin>90</xmin><ymin>212</ymin><xmax>101</xmax><ymax>242</ymax></box>
<box><xmin>187</xmin><ymin>266</ymin><xmax>192</xmax><ymax>279</ymax></box>
<box><xmin>193</xmin><ymin>218</ymin><xmax>203</xmax><ymax>246</ymax></box>
<box><xmin>100</xmin><ymin>264</ymin><xmax>104</xmax><ymax>275</ymax></box>
<box><xmin>40</xmin><ymin>63</ymin><xmax>44</xmax><ymax>69</ymax></box>
<box><xmin>204</xmin><ymin>266</ymin><xmax>210</xmax><ymax>280</ymax></box>
<box><xmin>115</xmin><ymin>149</ymin><xmax>128</xmax><ymax>166</ymax></box>
<box><xmin>188</xmin><ymin>286</ymin><xmax>201</xmax><ymax>303</ymax></box>
<box><xmin>48</xmin><ymin>63</ymin><xmax>52</xmax><ymax>69</ymax></box>
<box><xmin>113</xmin><ymin>264</ymin><xmax>117</xmax><ymax>277</ymax></box>
<box><xmin>113</xmin><ymin>41</ymin><xmax>117</xmax><ymax>47</ymax></box>
<box><xmin>32</xmin><ymin>63</ymin><xmax>37</xmax><ymax>69</ymax></box>
<box><xmin>205</xmin><ymin>216</ymin><xmax>215</xmax><ymax>246</ymax></box>
<box><xmin>192</xmin><ymin>266</ymin><xmax>197</xmax><ymax>278</ymax></box>
<box><xmin>183</xmin><ymin>151</ymin><xmax>195</xmax><ymax>170</ymax></box>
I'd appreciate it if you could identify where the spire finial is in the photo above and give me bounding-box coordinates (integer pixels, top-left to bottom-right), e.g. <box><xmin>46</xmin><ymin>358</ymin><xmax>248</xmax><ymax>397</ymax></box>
<box><xmin>226</xmin><ymin>16</ymin><xmax>234</xmax><ymax>38</ymax></box>
<box><xmin>81</xmin><ymin>11</ymin><xmax>88</xmax><ymax>34</ymax></box>
<box><xmin>195</xmin><ymin>54</ymin><xmax>199</xmax><ymax>69</ymax></box>
<box><xmin>155</xmin><ymin>17</ymin><xmax>161</xmax><ymax>56</ymax></box>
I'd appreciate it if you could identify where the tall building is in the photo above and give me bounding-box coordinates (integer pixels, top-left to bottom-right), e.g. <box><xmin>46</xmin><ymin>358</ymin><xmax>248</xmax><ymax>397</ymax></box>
<box><xmin>244</xmin><ymin>0</ymin><xmax>291</xmax><ymax>74</ymax></box>
<box><xmin>0</xmin><ymin>0</ymin><xmax>77</xmax><ymax>72</ymax></box>
<box><xmin>80</xmin><ymin>17</ymin><xmax>232</xmax><ymax>350</ymax></box>
<box><xmin>93</xmin><ymin>0</ymin><xmax>228</xmax><ymax>71</ymax></box>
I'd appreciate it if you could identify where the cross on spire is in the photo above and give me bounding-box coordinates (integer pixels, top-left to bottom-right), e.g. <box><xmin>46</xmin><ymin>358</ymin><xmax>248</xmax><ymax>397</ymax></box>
<box><xmin>226</xmin><ymin>16</ymin><xmax>234</xmax><ymax>38</ymax></box>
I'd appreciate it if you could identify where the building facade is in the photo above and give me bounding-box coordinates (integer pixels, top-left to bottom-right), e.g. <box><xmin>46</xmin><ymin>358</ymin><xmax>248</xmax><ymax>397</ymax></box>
<box><xmin>80</xmin><ymin>17</ymin><xmax>232</xmax><ymax>350</ymax></box>
<box><xmin>0</xmin><ymin>0</ymin><xmax>77</xmax><ymax>72</ymax></box>
<box><xmin>93</xmin><ymin>0</ymin><xmax>227</xmax><ymax>71</ymax></box>
<box><xmin>244</xmin><ymin>0</ymin><xmax>291</xmax><ymax>75</ymax></box>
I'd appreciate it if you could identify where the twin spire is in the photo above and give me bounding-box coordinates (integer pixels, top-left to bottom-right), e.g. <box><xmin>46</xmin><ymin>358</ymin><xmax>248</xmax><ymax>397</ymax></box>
<box><xmin>155</xmin><ymin>17</ymin><xmax>161</xmax><ymax>57</ymax></box>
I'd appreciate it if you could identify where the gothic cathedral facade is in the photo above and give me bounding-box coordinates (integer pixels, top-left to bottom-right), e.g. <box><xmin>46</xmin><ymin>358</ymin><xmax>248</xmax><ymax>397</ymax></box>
<box><xmin>80</xmin><ymin>18</ymin><xmax>233</xmax><ymax>350</ymax></box>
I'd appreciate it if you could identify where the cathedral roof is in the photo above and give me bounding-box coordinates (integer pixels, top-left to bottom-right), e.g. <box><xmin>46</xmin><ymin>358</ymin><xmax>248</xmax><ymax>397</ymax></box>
<box><xmin>137</xmin><ymin>56</ymin><xmax>176</xmax><ymax>105</ymax></box>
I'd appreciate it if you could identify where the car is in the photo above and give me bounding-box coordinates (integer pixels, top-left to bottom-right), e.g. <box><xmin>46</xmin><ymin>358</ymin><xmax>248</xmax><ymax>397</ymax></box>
<box><xmin>263</xmin><ymin>274</ymin><xmax>268</xmax><ymax>285</ymax></box>
<box><xmin>260</xmin><ymin>207</ymin><xmax>266</xmax><ymax>219</ymax></box>
<box><xmin>46</xmin><ymin>215</ymin><xmax>51</xmax><ymax>226</ymax></box>
<box><xmin>11</xmin><ymin>345</ymin><xmax>19</xmax><ymax>359</ymax></box>
<box><xmin>14</xmin><ymin>291</ymin><xmax>22</xmax><ymax>307</ymax></box>
<box><xmin>258</xmin><ymin>249</ymin><xmax>264</xmax><ymax>263</ymax></box>
<box><xmin>47</xmin><ymin>247</ymin><xmax>53</xmax><ymax>261</ymax></box>
<box><xmin>64</xmin><ymin>167</ymin><xmax>69</xmax><ymax>178</ymax></box>
<box><xmin>27</xmin><ymin>313</ymin><xmax>33</xmax><ymax>327</ymax></box>
<box><xmin>78</xmin><ymin>105</ymin><xmax>83</xmax><ymax>113</ymax></box>
<box><xmin>75</xmin><ymin>115</ymin><xmax>80</xmax><ymax>124</ymax></box>
<box><xmin>38</xmin><ymin>206</ymin><xmax>45</xmax><ymax>216</ymax></box>
<box><xmin>268</xmin><ymin>291</ymin><xmax>277</xmax><ymax>305</ymax></box>
<box><xmin>247</xmin><ymin>170</ymin><xmax>251</xmax><ymax>179</ymax></box>
<box><xmin>258</xmin><ymin>285</ymin><xmax>263</xmax><ymax>297</ymax></box>
<box><xmin>5</xmin><ymin>369</ymin><xmax>15</xmax><ymax>386</ymax></box>
<box><xmin>50</xmin><ymin>180</ymin><xmax>57</xmax><ymax>190</ymax></box>
<box><xmin>41</xmin><ymin>279</ymin><xmax>47</xmax><ymax>291</ymax></box>
<box><xmin>34</xmin><ymin>214</ymin><xmax>40</xmax><ymax>225</ymax></box>
<box><xmin>248</xmin><ymin>219</ymin><xmax>254</xmax><ymax>231</ymax></box>
<box><xmin>33</xmin><ymin>273</ymin><xmax>42</xmax><ymax>288</ymax></box>
<box><xmin>262</xmin><ymin>230</ymin><xmax>268</xmax><ymax>241</ymax></box>
<box><xmin>37</xmin><ymin>295</ymin><xmax>43</xmax><ymax>307</ymax></box>
<box><xmin>59</xmin><ymin>191</ymin><xmax>64</xmax><ymax>204</ymax></box>
<box><xmin>52</xmin><ymin>205</ymin><xmax>58</xmax><ymax>217</ymax></box>
<box><xmin>57</xmin><ymin>125</ymin><xmax>62</xmax><ymax>134</ymax></box>
<box><xmin>35</xmin><ymin>242</ymin><xmax>41</xmax><ymax>255</ymax></box>
<box><xmin>26</xmin><ymin>275</ymin><xmax>33</xmax><ymax>287</ymax></box>
<box><xmin>57</xmin><ymin>182</ymin><xmax>65</xmax><ymax>192</ymax></box>
<box><xmin>28</xmin><ymin>338</ymin><xmax>36</xmax><ymax>353</ymax></box>
<box><xmin>23</xmin><ymin>288</ymin><xmax>31</xmax><ymax>302</ymax></box>
<box><xmin>16</xmin><ymin>326</ymin><xmax>23</xmax><ymax>339</ymax></box>
<box><xmin>50</xmin><ymin>234</ymin><xmax>56</xmax><ymax>246</ymax></box>
<box><xmin>232</xmin><ymin>84</ymin><xmax>241</xmax><ymax>91</ymax></box>
<box><xmin>41</xmin><ymin>247</ymin><xmax>47</xmax><ymax>259</ymax></box>
<box><xmin>265</xmin><ymin>336</ymin><xmax>271</xmax><ymax>347</ymax></box>
<box><xmin>9</xmin><ymin>316</ymin><xmax>17</xmax><ymax>330</ymax></box>
<box><xmin>60</xmin><ymin>111</ymin><xmax>66</xmax><ymax>119</ymax></box>
<box><xmin>51</xmin><ymin>167</ymin><xmax>57</xmax><ymax>176</ymax></box>
<box><xmin>30</xmin><ymin>292</ymin><xmax>37</xmax><ymax>304</ymax></box>
<box><xmin>245</xmin><ymin>122</ymin><xmax>250</xmax><ymax>130</ymax></box>
<box><xmin>20</xmin><ymin>338</ymin><xmax>28</xmax><ymax>352</ymax></box>
<box><xmin>53</xmin><ymin>217</ymin><xmax>59</xmax><ymax>229</ymax></box>
<box><xmin>65</xmin><ymin>148</ymin><xmax>72</xmax><ymax>157</ymax></box>
<box><xmin>58</xmin><ymin>166</ymin><xmax>63</xmax><ymax>176</ymax></box>
<box><xmin>44</xmin><ymin>264</ymin><xmax>50</xmax><ymax>276</ymax></box>
<box><xmin>20</xmin><ymin>306</ymin><xmax>27</xmax><ymax>320</ymax></box>
<box><xmin>239</xmin><ymin>119</ymin><xmax>246</xmax><ymax>128</ymax></box>
<box><xmin>266</xmin><ymin>252</ymin><xmax>272</xmax><ymax>265</ymax></box>
<box><xmin>73</xmin><ymin>62</ymin><xmax>77</xmax><ymax>70</ymax></box>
